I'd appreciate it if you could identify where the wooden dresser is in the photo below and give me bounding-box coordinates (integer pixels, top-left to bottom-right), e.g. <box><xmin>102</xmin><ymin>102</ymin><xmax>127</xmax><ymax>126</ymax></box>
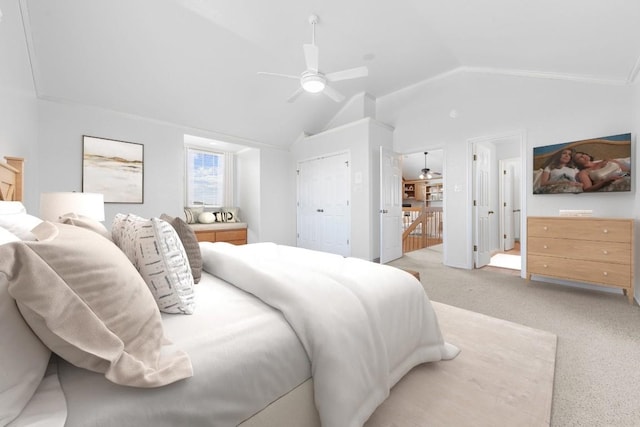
<box><xmin>527</xmin><ymin>216</ymin><xmax>634</xmax><ymax>304</ymax></box>
<box><xmin>190</xmin><ymin>223</ymin><xmax>247</xmax><ymax>245</ymax></box>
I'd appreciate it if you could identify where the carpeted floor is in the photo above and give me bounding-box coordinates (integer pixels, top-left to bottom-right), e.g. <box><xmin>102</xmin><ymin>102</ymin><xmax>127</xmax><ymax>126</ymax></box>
<box><xmin>388</xmin><ymin>246</ymin><xmax>640</xmax><ymax>426</ymax></box>
<box><xmin>366</xmin><ymin>302</ymin><xmax>556</xmax><ymax>427</ymax></box>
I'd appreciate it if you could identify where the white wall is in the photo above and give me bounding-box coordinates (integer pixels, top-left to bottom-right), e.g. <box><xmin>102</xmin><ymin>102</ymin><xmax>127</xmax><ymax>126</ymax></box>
<box><xmin>378</xmin><ymin>70</ymin><xmax>635</xmax><ymax>269</ymax></box>
<box><xmin>0</xmin><ymin>0</ymin><xmax>39</xmax><ymax>210</ymax></box>
<box><xmin>258</xmin><ymin>147</ymin><xmax>296</xmax><ymax>245</ymax></box>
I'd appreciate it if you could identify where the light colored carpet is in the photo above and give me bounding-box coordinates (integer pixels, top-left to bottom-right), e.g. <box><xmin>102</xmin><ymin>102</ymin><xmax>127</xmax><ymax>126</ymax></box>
<box><xmin>388</xmin><ymin>247</ymin><xmax>640</xmax><ymax>426</ymax></box>
<box><xmin>366</xmin><ymin>302</ymin><xmax>556</xmax><ymax>427</ymax></box>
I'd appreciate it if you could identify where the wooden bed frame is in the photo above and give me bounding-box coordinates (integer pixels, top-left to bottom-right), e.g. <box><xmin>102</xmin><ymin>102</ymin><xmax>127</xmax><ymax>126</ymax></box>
<box><xmin>0</xmin><ymin>156</ymin><xmax>24</xmax><ymax>202</ymax></box>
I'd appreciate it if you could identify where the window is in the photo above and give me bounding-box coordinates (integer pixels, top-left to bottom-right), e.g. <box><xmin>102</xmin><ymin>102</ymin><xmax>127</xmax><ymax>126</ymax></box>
<box><xmin>185</xmin><ymin>148</ymin><xmax>225</xmax><ymax>207</ymax></box>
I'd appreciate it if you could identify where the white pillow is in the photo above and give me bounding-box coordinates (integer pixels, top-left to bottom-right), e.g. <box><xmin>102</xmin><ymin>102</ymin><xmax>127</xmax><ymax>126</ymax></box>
<box><xmin>112</xmin><ymin>214</ymin><xmax>195</xmax><ymax>314</ymax></box>
<box><xmin>0</xmin><ymin>201</ymin><xmax>27</xmax><ymax>215</ymax></box>
<box><xmin>0</xmin><ymin>212</ymin><xmax>42</xmax><ymax>241</ymax></box>
<box><xmin>0</xmin><ymin>269</ymin><xmax>51</xmax><ymax>425</ymax></box>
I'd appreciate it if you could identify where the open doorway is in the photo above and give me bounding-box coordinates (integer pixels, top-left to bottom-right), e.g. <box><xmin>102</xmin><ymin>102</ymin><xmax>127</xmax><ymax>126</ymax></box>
<box><xmin>401</xmin><ymin>150</ymin><xmax>444</xmax><ymax>256</ymax></box>
<box><xmin>470</xmin><ymin>132</ymin><xmax>524</xmax><ymax>274</ymax></box>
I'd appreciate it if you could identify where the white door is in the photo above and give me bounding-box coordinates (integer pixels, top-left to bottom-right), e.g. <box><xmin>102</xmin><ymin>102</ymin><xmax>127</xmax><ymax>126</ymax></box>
<box><xmin>379</xmin><ymin>147</ymin><xmax>403</xmax><ymax>264</ymax></box>
<box><xmin>500</xmin><ymin>160</ymin><xmax>515</xmax><ymax>251</ymax></box>
<box><xmin>297</xmin><ymin>153</ymin><xmax>351</xmax><ymax>256</ymax></box>
<box><xmin>473</xmin><ymin>144</ymin><xmax>492</xmax><ymax>268</ymax></box>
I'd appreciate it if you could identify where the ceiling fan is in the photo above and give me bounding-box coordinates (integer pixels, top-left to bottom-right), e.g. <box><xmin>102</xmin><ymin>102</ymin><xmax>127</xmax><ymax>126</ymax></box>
<box><xmin>418</xmin><ymin>152</ymin><xmax>442</xmax><ymax>180</ymax></box>
<box><xmin>257</xmin><ymin>14</ymin><xmax>368</xmax><ymax>103</ymax></box>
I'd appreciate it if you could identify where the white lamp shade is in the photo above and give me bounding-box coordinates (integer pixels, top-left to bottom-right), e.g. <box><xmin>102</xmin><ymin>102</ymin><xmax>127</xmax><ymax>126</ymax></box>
<box><xmin>40</xmin><ymin>192</ymin><xmax>105</xmax><ymax>222</ymax></box>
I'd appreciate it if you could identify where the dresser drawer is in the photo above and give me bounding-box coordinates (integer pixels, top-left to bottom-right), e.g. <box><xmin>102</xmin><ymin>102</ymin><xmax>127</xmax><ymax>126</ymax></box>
<box><xmin>528</xmin><ymin>255</ymin><xmax>631</xmax><ymax>288</ymax></box>
<box><xmin>528</xmin><ymin>217</ymin><xmax>631</xmax><ymax>243</ymax></box>
<box><xmin>216</xmin><ymin>229</ymin><xmax>247</xmax><ymax>242</ymax></box>
<box><xmin>527</xmin><ymin>237</ymin><xmax>631</xmax><ymax>264</ymax></box>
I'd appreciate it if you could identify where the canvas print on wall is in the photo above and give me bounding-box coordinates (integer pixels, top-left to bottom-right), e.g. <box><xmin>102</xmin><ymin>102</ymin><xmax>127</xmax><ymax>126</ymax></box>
<box><xmin>533</xmin><ymin>133</ymin><xmax>631</xmax><ymax>194</ymax></box>
<box><xmin>83</xmin><ymin>135</ymin><xmax>144</xmax><ymax>203</ymax></box>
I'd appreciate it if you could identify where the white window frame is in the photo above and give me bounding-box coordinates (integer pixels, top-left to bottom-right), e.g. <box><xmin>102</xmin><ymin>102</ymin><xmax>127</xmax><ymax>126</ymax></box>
<box><xmin>185</xmin><ymin>146</ymin><xmax>234</xmax><ymax>208</ymax></box>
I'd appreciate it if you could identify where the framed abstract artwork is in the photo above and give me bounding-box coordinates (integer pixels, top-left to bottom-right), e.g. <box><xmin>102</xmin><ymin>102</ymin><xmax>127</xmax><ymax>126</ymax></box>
<box><xmin>82</xmin><ymin>135</ymin><xmax>144</xmax><ymax>203</ymax></box>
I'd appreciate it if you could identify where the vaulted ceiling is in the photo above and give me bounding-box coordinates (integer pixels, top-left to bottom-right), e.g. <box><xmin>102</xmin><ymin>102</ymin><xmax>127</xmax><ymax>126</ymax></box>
<box><xmin>18</xmin><ymin>0</ymin><xmax>640</xmax><ymax>148</ymax></box>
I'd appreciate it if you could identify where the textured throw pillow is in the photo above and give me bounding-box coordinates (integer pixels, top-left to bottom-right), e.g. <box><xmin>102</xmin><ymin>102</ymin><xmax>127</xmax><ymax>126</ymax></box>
<box><xmin>161</xmin><ymin>214</ymin><xmax>203</xmax><ymax>284</ymax></box>
<box><xmin>222</xmin><ymin>207</ymin><xmax>239</xmax><ymax>223</ymax></box>
<box><xmin>0</xmin><ymin>222</ymin><xmax>193</xmax><ymax>388</ymax></box>
<box><xmin>198</xmin><ymin>211</ymin><xmax>215</xmax><ymax>224</ymax></box>
<box><xmin>183</xmin><ymin>207</ymin><xmax>203</xmax><ymax>224</ymax></box>
<box><xmin>59</xmin><ymin>212</ymin><xmax>111</xmax><ymax>240</ymax></box>
<box><xmin>0</xmin><ymin>264</ymin><xmax>51</xmax><ymax>425</ymax></box>
<box><xmin>112</xmin><ymin>214</ymin><xmax>195</xmax><ymax>314</ymax></box>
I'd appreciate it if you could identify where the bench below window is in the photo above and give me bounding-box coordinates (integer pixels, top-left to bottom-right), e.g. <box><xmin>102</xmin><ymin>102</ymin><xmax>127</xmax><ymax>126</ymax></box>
<box><xmin>189</xmin><ymin>222</ymin><xmax>247</xmax><ymax>245</ymax></box>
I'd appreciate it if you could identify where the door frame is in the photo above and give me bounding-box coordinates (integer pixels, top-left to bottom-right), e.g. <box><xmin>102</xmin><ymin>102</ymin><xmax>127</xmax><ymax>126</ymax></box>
<box><xmin>468</xmin><ymin>130</ymin><xmax>527</xmax><ymax>277</ymax></box>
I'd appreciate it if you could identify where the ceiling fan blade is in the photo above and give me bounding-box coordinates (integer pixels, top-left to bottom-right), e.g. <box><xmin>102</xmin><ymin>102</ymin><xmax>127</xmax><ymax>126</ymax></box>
<box><xmin>303</xmin><ymin>44</ymin><xmax>319</xmax><ymax>71</ymax></box>
<box><xmin>322</xmin><ymin>85</ymin><xmax>345</xmax><ymax>103</ymax></box>
<box><xmin>286</xmin><ymin>87</ymin><xmax>304</xmax><ymax>103</ymax></box>
<box><xmin>257</xmin><ymin>71</ymin><xmax>299</xmax><ymax>80</ymax></box>
<box><xmin>325</xmin><ymin>66</ymin><xmax>368</xmax><ymax>82</ymax></box>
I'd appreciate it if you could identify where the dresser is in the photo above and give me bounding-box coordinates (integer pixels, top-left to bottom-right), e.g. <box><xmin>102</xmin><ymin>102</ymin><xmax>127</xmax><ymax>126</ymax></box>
<box><xmin>189</xmin><ymin>223</ymin><xmax>248</xmax><ymax>245</ymax></box>
<box><xmin>527</xmin><ymin>216</ymin><xmax>634</xmax><ymax>304</ymax></box>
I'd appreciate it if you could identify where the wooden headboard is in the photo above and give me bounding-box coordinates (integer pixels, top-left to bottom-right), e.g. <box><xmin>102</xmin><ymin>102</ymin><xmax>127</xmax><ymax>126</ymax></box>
<box><xmin>0</xmin><ymin>156</ymin><xmax>24</xmax><ymax>202</ymax></box>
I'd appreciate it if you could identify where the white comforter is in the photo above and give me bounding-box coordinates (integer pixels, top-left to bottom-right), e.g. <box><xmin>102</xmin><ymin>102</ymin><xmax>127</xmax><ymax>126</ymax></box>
<box><xmin>201</xmin><ymin>242</ymin><xmax>459</xmax><ymax>427</ymax></box>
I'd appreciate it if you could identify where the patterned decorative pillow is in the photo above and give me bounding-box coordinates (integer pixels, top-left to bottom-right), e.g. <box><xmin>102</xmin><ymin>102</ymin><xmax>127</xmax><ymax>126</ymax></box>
<box><xmin>112</xmin><ymin>214</ymin><xmax>195</xmax><ymax>314</ymax></box>
<box><xmin>160</xmin><ymin>214</ymin><xmax>202</xmax><ymax>284</ymax></box>
<box><xmin>222</xmin><ymin>207</ymin><xmax>239</xmax><ymax>223</ymax></box>
<box><xmin>183</xmin><ymin>207</ymin><xmax>203</xmax><ymax>224</ymax></box>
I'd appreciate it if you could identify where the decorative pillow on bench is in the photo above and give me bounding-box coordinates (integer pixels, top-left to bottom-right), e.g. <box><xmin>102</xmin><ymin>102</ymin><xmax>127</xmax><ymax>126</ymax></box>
<box><xmin>184</xmin><ymin>207</ymin><xmax>239</xmax><ymax>224</ymax></box>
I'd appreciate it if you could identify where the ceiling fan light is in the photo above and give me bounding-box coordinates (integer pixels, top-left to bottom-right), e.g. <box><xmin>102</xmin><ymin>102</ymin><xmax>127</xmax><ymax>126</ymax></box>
<box><xmin>301</xmin><ymin>75</ymin><xmax>326</xmax><ymax>93</ymax></box>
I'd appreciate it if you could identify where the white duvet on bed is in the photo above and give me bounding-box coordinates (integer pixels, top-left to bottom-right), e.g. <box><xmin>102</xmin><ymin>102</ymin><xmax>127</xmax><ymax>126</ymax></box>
<box><xmin>58</xmin><ymin>274</ymin><xmax>310</xmax><ymax>427</ymax></box>
<box><xmin>200</xmin><ymin>242</ymin><xmax>459</xmax><ymax>427</ymax></box>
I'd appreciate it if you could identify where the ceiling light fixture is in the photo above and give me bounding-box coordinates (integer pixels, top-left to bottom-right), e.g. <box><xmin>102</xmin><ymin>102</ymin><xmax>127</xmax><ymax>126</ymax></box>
<box><xmin>301</xmin><ymin>72</ymin><xmax>326</xmax><ymax>93</ymax></box>
<box><xmin>418</xmin><ymin>152</ymin><xmax>433</xmax><ymax>180</ymax></box>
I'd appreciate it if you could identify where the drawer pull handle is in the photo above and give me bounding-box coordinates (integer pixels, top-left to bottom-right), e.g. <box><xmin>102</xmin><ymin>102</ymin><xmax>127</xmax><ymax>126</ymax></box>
<box><xmin>603</xmin><ymin>272</ymin><xmax>608</xmax><ymax>276</ymax></box>
<box><xmin>603</xmin><ymin>229</ymin><xmax>608</xmax><ymax>233</ymax></box>
<box><xmin>543</xmin><ymin>264</ymin><xmax>548</xmax><ymax>268</ymax></box>
<box><xmin>603</xmin><ymin>250</ymin><xmax>608</xmax><ymax>255</ymax></box>
<box><xmin>543</xmin><ymin>245</ymin><xmax>548</xmax><ymax>249</ymax></box>
<box><xmin>543</xmin><ymin>226</ymin><xmax>548</xmax><ymax>231</ymax></box>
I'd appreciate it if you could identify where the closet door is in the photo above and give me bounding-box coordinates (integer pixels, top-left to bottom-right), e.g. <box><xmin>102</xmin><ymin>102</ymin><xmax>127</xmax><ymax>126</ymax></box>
<box><xmin>297</xmin><ymin>152</ymin><xmax>351</xmax><ymax>256</ymax></box>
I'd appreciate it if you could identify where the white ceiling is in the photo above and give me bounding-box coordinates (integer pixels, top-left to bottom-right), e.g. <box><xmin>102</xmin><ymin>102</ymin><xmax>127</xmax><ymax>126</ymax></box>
<box><xmin>19</xmin><ymin>0</ymin><xmax>640</xmax><ymax>148</ymax></box>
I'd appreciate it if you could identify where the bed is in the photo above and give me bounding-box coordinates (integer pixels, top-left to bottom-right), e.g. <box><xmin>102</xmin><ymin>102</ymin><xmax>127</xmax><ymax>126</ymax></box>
<box><xmin>0</xmin><ymin>156</ymin><xmax>459</xmax><ymax>427</ymax></box>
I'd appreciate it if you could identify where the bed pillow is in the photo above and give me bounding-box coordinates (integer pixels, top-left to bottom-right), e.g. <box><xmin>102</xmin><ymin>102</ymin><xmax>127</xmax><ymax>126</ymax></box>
<box><xmin>59</xmin><ymin>212</ymin><xmax>111</xmax><ymax>240</ymax></box>
<box><xmin>0</xmin><ymin>222</ymin><xmax>193</xmax><ymax>388</ymax></box>
<box><xmin>0</xmin><ymin>201</ymin><xmax>27</xmax><ymax>215</ymax></box>
<box><xmin>0</xmin><ymin>212</ymin><xmax>42</xmax><ymax>240</ymax></box>
<box><xmin>0</xmin><ymin>261</ymin><xmax>51</xmax><ymax>426</ymax></box>
<box><xmin>160</xmin><ymin>214</ymin><xmax>202</xmax><ymax>284</ymax></box>
<box><xmin>112</xmin><ymin>214</ymin><xmax>195</xmax><ymax>314</ymax></box>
